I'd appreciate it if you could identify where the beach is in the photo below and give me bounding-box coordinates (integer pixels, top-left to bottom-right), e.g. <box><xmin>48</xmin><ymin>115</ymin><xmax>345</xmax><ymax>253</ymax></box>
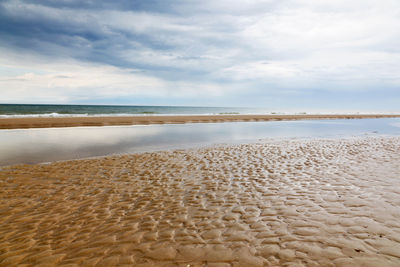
<box><xmin>3</xmin><ymin>0</ymin><xmax>400</xmax><ymax>265</ymax></box>
<box><xmin>1</xmin><ymin>114</ymin><xmax>400</xmax><ymax>129</ymax></box>
<box><xmin>1</xmin><ymin>136</ymin><xmax>400</xmax><ymax>266</ymax></box>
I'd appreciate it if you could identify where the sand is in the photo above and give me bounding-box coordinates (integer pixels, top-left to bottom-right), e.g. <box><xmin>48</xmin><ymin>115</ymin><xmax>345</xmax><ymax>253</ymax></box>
<box><xmin>1</xmin><ymin>114</ymin><xmax>400</xmax><ymax>129</ymax></box>
<box><xmin>1</xmin><ymin>136</ymin><xmax>400</xmax><ymax>266</ymax></box>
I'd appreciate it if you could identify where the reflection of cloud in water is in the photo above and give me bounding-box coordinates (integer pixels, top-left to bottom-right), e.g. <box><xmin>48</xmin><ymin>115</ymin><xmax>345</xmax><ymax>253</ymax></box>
<box><xmin>29</xmin><ymin>125</ymin><xmax>164</xmax><ymax>147</ymax></box>
<box><xmin>38</xmin><ymin>126</ymin><xmax>162</xmax><ymax>147</ymax></box>
<box><xmin>283</xmin><ymin>120</ymin><xmax>351</xmax><ymax>125</ymax></box>
<box><xmin>3</xmin><ymin>125</ymin><xmax>163</xmax><ymax>150</ymax></box>
<box><xmin>390</xmin><ymin>122</ymin><xmax>400</xmax><ymax>128</ymax></box>
<box><xmin>0</xmin><ymin>126</ymin><xmax>164</xmax><ymax>165</ymax></box>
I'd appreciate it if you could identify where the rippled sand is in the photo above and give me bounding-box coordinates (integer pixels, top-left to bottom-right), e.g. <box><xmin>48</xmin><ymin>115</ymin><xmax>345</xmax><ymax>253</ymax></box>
<box><xmin>1</xmin><ymin>137</ymin><xmax>400</xmax><ymax>266</ymax></box>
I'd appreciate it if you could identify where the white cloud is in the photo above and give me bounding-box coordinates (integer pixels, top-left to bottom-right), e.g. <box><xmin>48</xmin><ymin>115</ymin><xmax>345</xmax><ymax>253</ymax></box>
<box><xmin>211</xmin><ymin>0</ymin><xmax>400</xmax><ymax>89</ymax></box>
<box><xmin>0</xmin><ymin>51</ymin><xmax>228</xmax><ymax>103</ymax></box>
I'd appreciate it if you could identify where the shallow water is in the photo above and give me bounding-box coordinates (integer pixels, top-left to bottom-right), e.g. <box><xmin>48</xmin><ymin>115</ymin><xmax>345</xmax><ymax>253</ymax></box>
<box><xmin>1</xmin><ymin>118</ymin><xmax>400</xmax><ymax>166</ymax></box>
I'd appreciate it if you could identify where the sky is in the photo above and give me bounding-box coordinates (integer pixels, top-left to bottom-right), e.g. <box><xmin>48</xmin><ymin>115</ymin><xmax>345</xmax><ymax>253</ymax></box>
<box><xmin>1</xmin><ymin>0</ymin><xmax>400</xmax><ymax>112</ymax></box>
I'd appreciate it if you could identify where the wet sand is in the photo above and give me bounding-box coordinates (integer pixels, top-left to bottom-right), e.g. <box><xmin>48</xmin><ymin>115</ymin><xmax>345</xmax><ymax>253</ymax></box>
<box><xmin>1</xmin><ymin>114</ymin><xmax>400</xmax><ymax>129</ymax></box>
<box><xmin>1</xmin><ymin>136</ymin><xmax>400</xmax><ymax>266</ymax></box>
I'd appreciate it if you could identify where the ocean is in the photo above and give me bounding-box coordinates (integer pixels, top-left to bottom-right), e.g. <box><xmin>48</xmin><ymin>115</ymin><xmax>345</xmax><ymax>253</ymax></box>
<box><xmin>0</xmin><ymin>104</ymin><xmax>266</xmax><ymax>117</ymax></box>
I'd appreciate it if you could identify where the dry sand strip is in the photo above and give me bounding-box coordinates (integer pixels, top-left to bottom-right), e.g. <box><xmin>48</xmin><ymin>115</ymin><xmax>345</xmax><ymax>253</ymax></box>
<box><xmin>1</xmin><ymin>137</ymin><xmax>400</xmax><ymax>266</ymax></box>
<box><xmin>1</xmin><ymin>114</ymin><xmax>400</xmax><ymax>129</ymax></box>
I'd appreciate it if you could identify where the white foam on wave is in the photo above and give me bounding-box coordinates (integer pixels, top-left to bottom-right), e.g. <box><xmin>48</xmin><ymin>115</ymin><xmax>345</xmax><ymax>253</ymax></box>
<box><xmin>1</xmin><ymin>111</ymin><xmax>399</xmax><ymax>118</ymax></box>
<box><xmin>0</xmin><ymin>113</ymin><xmax>89</xmax><ymax>118</ymax></box>
<box><xmin>0</xmin><ymin>113</ymin><xmax>216</xmax><ymax>118</ymax></box>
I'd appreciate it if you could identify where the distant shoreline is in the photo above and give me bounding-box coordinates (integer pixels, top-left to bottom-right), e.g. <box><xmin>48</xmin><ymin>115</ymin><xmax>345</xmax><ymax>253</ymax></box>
<box><xmin>1</xmin><ymin>114</ymin><xmax>400</xmax><ymax>129</ymax></box>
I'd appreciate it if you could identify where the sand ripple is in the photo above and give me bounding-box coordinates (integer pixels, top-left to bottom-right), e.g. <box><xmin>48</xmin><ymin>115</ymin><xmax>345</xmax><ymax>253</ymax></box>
<box><xmin>1</xmin><ymin>137</ymin><xmax>400</xmax><ymax>266</ymax></box>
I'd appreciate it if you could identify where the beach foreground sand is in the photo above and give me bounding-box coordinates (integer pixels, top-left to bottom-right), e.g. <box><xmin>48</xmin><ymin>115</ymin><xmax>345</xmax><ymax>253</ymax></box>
<box><xmin>1</xmin><ymin>137</ymin><xmax>400</xmax><ymax>266</ymax></box>
<box><xmin>1</xmin><ymin>114</ymin><xmax>400</xmax><ymax>129</ymax></box>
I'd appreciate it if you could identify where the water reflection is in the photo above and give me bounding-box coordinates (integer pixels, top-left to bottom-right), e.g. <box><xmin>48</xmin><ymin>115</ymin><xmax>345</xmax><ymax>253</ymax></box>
<box><xmin>1</xmin><ymin>118</ymin><xmax>399</xmax><ymax>166</ymax></box>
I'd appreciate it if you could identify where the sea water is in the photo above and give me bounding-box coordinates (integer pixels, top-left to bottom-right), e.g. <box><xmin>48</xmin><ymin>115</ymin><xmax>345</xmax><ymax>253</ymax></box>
<box><xmin>0</xmin><ymin>104</ymin><xmax>265</xmax><ymax>117</ymax></box>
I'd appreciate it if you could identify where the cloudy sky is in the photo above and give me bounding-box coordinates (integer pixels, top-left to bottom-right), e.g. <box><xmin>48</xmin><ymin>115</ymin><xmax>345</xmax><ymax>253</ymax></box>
<box><xmin>1</xmin><ymin>0</ymin><xmax>400</xmax><ymax>111</ymax></box>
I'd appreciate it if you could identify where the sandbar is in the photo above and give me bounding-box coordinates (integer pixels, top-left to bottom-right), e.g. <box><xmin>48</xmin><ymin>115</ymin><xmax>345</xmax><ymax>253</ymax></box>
<box><xmin>1</xmin><ymin>114</ymin><xmax>400</xmax><ymax>129</ymax></box>
<box><xmin>1</xmin><ymin>136</ymin><xmax>400</xmax><ymax>265</ymax></box>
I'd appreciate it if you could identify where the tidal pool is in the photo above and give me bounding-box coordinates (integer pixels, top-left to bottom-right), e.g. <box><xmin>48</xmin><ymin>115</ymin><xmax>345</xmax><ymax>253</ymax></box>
<box><xmin>1</xmin><ymin>118</ymin><xmax>399</xmax><ymax>166</ymax></box>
